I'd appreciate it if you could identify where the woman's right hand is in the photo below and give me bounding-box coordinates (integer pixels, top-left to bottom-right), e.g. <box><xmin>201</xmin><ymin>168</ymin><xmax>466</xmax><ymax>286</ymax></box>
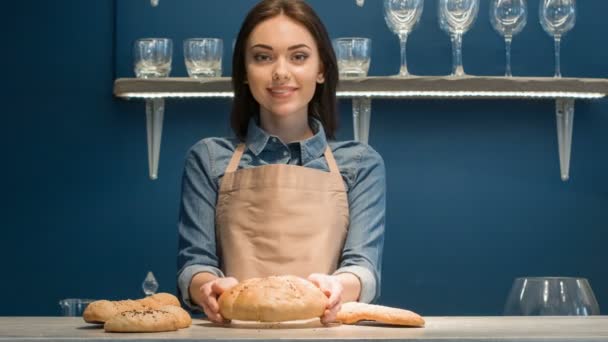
<box><xmin>199</xmin><ymin>277</ymin><xmax>238</xmax><ymax>323</ymax></box>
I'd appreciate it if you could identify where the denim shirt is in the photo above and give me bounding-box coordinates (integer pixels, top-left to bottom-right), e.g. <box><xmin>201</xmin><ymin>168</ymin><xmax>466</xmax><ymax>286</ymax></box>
<box><xmin>177</xmin><ymin>118</ymin><xmax>386</xmax><ymax>311</ymax></box>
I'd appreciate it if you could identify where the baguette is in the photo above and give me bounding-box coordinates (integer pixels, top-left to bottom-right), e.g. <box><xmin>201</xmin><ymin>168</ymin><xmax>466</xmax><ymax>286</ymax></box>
<box><xmin>336</xmin><ymin>302</ymin><xmax>425</xmax><ymax>327</ymax></box>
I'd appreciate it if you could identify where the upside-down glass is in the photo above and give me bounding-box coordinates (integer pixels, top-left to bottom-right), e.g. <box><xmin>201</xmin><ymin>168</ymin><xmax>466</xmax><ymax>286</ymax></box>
<box><xmin>332</xmin><ymin>37</ymin><xmax>371</xmax><ymax>78</ymax></box>
<box><xmin>133</xmin><ymin>38</ymin><xmax>173</xmax><ymax>78</ymax></box>
<box><xmin>439</xmin><ymin>0</ymin><xmax>480</xmax><ymax>77</ymax></box>
<box><xmin>539</xmin><ymin>0</ymin><xmax>576</xmax><ymax>78</ymax></box>
<box><xmin>504</xmin><ymin>277</ymin><xmax>600</xmax><ymax>316</ymax></box>
<box><xmin>383</xmin><ymin>0</ymin><xmax>424</xmax><ymax>76</ymax></box>
<box><xmin>490</xmin><ymin>0</ymin><xmax>527</xmax><ymax>77</ymax></box>
<box><xmin>184</xmin><ymin>38</ymin><xmax>223</xmax><ymax>78</ymax></box>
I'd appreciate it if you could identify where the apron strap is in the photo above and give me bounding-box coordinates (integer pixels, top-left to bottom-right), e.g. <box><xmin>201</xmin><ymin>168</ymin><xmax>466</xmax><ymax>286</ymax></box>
<box><xmin>225</xmin><ymin>144</ymin><xmax>246</xmax><ymax>173</ymax></box>
<box><xmin>324</xmin><ymin>146</ymin><xmax>340</xmax><ymax>174</ymax></box>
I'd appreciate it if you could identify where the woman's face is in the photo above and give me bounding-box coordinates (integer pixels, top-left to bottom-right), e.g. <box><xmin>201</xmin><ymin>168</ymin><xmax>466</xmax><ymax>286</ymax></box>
<box><xmin>245</xmin><ymin>14</ymin><xmax>325</xmax><ymax>120</ymax></box>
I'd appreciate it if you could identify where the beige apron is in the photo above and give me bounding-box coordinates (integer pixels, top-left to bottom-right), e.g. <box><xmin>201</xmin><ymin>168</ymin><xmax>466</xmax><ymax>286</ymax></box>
<box><xmin>216</xmin><ymin>143</ymin><xmax>349</xmax><ymax>281</ymax></box>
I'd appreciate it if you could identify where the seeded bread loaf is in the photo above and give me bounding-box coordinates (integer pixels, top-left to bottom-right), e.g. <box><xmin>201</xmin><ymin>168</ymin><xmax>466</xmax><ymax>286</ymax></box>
<box><xmin>158</xmin><ymin>305</ymin><xmax>192</xmax><ymax>329</ymax></box>
<box><xmin>83</xmin><ymin>293</ymin><xmax>181</xmax><ymax>324</ymax></box>
<box><xmin>104</xmin><ymin>309</ymin><xmax>179</xmax><ymax>333</ymax></box>
<box><xmin>218</xmin><ymin>275</ymin><xmax>328</xmax><ymax>322</ymax></box>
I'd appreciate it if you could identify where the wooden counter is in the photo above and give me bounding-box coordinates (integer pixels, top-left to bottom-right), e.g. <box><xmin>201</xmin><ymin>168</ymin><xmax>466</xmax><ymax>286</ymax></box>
<box><xmin>1</xmin><ymin>316</ymin><xmax>608</xmax><ymax>341</ymax></box>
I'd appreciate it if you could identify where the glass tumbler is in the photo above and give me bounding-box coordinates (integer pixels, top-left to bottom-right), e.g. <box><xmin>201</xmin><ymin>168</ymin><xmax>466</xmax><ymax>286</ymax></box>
<box><xmin>133</xmin><ymin>38</ymin><xmax>173</xmax><ymax>78</ymax></box>
<box><xmin>332</xmin><ymin>37</ymin><xmax>372</xmax><ymax>78</ymax></box>
<box><xmin>58</xmin><ymin>298</ymin><xmax>96</xmax><ymax>316</ymax></box>
<box><xmin>184</xmin><ymin>38</ymin><xmax>223</xmax><ymax>78</ymax></box>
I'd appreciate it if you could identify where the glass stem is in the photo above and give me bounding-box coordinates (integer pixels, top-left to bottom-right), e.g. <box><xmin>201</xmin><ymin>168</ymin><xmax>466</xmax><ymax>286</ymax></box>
<box><xmin>451</xmin><ymin>33</ymin><xmax>464</xmax><ymax>76</ymax></box>
<box><xmin>398</xmin><ymin>32</ymin><xmax>410</xmax><ymax>76</ymax></box>
<box><xmin>554</xmin><ymin>35</ymin><xmax>562</xmax><ymax>78</ymax></box>
<box><xmin>505</xmin><ymin>36</ymin><xmax>513</xmax><ymax>77</ymax></box>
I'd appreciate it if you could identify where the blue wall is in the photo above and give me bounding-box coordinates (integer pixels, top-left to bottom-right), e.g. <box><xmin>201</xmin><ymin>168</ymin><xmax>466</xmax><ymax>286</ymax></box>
<box><xmin>1</xmin><ymin>0</ymin><xmax>607</xmax><ymax>316</ymax></box>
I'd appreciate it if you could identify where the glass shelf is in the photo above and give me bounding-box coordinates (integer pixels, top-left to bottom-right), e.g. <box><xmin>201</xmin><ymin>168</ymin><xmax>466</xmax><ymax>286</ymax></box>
<box><xmin>113</xmin><ymin>76</ymin><xmax>608</xmax><ymax>181</ymax></box>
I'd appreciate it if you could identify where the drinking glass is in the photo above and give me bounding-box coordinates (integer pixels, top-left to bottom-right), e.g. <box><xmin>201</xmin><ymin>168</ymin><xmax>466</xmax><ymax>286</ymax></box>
<box><xmin>490</xmin><ymin>0</ymin><xmax>527</xmax><ymax>77</ymax></box>
<box><xmin>59</xmin><ymin>298</ymin><xmax>95</xmax><ymax>316</ymax></box>
<box><xmin>133</xmin><ymin>38</ymin><xmax>172</xmax><ymax>180</ymax></box>
<box><xmin>383</xmin><ymin>0</ymin><xmax>424</xmax><ymax>76</ymax></box>
<box><xmin>438</xmin><ymin>0</ymin><xmax>480</xmax><ymax>77</ymax></box>
<box><xmin>332</xmin><ymin>37</ymin><xmax>373</xmax><ymax>145</ymax></box>
<box><xmin>332</xmin><ymin>37</ymin><xmax>371</xmax><ymax>78</ymax></box>
<box><xmin>539</xmin><ymin>0</ymin><xmax>576</xmax><ymax>78</ymax></box>
<box><xmin>133</xmin><ymin>38</ymin><xmax>173</xmax><ymax>78</ymax></box>
<box><xmin>184</xmin><ymin>38</ymin><xmax>223</xmax><ymax>78</ymax></box>
<box><xmin>504</xmin><ymin>277</ymin><xmax>600</xmax><ymax>316</ymax></box>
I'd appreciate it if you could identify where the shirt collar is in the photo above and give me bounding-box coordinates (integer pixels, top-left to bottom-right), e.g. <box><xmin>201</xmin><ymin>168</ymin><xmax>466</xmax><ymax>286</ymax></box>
<box><xmin>245</xmin><ymin>117</ymin><xmax>328</xmax><ymax>162</ymax></box>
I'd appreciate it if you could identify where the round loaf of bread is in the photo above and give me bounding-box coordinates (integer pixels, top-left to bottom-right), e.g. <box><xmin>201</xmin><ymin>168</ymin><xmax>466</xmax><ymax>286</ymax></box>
<box><xmin>104</xmin><ymin>309</ymin><xmax>178</xmax><ymax>333</ymax></box>
<box><xmin>218</xmin><ymin>275</ymin><xmax>328</xmax><ymax>322</ymax></box>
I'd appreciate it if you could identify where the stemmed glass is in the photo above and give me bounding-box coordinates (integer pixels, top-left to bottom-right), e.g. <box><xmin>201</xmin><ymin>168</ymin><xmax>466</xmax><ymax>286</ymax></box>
<box><xmin>439</xmin><ymin>0</ymin><xmax>480</xmax><ymax>77</ymax></box>
<box><xmin>539</xmin><ymin>0</ymin><xmax>576</xmax><ymax>78</ymax></box>
<box><xmin>383</xmin><ymin>0</ymin><xmax>424</xmax><ymax>77</ymax></box>
<box><xmin>490</xmin><ymin>0</ymin><xmax>527</xmax><ymax>77</ymax></box>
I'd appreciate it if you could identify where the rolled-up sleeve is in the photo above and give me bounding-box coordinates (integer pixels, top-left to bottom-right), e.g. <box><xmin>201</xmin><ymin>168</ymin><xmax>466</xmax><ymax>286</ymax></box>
<box><xmin>176</xmin><ymin>141</ymin><xmax>224</xmax><ymax>311</ymax></box>
<box><xmin>334</xmin><ymin>145</ymin><xmax>385</xmax><ymax>304</ymax></box>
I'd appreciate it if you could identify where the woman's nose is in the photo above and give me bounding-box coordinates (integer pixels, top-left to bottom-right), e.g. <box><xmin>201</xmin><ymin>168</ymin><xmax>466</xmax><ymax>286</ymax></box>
<box><xmin>272</xmin><ymin>58</ymin><xmax>291</xmax><ymax>82</ymax></box>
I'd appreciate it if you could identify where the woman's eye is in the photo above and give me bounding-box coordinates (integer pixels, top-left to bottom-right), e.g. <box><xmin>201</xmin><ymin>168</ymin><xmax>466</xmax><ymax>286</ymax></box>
<box><xmin>292</xmin><ymin>53</ymin><xmax>309</xmax><ymax>62</ymax></box>
<box><xmin>254</xmin><ymin>54</ymin><xmax>272</xmax><ymax>62</ymax></box>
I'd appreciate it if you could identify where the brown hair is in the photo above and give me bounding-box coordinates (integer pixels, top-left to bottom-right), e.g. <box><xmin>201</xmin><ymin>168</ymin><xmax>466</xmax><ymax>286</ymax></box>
<box><xmin>231</xmin><ymin>0</ymin><xmax>339</xmax><ymax>141</ymax></box>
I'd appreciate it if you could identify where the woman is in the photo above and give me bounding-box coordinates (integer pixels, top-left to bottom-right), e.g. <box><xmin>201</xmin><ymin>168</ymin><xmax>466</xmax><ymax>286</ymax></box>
<box><xmin>177</xmin><ymin>0</ymin><xmax>385</xmax><ymax>324</ymax></box>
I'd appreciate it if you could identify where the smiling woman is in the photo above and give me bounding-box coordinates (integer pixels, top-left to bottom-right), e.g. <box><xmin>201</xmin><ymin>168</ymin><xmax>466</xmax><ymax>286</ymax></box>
<box><xmin>231</xmin><ymin>0</ymin><xmax>339</xmax><ymax>142</ymax></box>
<box><xmin>244</xmin><ymin>15</ymin><xmax>326</xmax><ymax>140</ymax></box>
<box><xmin>176</xmin><ymin>0</ymin><xmax>386</xmax><ymax>326</ymax></box>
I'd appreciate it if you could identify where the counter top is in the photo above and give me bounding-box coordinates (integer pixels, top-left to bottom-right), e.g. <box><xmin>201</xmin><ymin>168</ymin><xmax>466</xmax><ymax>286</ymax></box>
<box><xmin>1</xmin><ymin>316</ymin><xmax>608</xmax><ymax>341</ymax></box>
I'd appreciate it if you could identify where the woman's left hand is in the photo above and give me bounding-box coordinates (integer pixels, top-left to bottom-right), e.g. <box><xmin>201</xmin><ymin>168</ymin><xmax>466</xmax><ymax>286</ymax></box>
<box><xmin>307</xmin><ymin>273</ymin><xmax>343</xmax><ymax>324</ymax></box>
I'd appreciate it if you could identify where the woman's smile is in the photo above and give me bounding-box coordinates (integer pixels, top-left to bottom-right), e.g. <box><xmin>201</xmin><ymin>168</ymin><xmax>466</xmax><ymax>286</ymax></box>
<box><xmin>268</xmin><ymin>86</ymin><xmax>299</xmax><ymax>99</ymax></box>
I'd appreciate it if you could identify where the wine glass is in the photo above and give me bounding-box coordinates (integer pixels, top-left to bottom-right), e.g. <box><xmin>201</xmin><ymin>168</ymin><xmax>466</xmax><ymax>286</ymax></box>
<box><xmin>383</xmin><ymin>0</ymin><xmax>424</xmax><ymax>76</ymax></box>
<box><xmin>439</xmin><ymin>0</ymin><xmax>480</xmax><ymax>77</ymax></box>
<box><xmin>539</xmin><ymin>0</ymin><xmax>576</xmax><ymax>78</ymax></box>
<box><xmin>504</xmin><ymin>277</ymin><xmax>600</xmax><ymax>316</ymax></box>
<box><xmin>490</xmin><ymin>0</ymin><xmax>527</xmax><ymax>77</ymax></box>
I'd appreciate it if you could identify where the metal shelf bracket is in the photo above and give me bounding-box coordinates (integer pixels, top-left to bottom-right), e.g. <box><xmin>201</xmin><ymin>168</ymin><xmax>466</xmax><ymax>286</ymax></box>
<box><xmin>556</xmin><ymin>98</ymin><xmax>575</xmax><ymax>182</ymax></box>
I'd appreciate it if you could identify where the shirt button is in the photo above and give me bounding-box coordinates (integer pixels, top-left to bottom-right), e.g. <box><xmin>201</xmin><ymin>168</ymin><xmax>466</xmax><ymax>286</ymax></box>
<box><xmin>283</xmin><ymin>151</ymin><xmax>289</xmax><ymax>157</ymax></box>
<box><xmin>271</xmin><ymin>137</ymin><xmax>278</xmax><ymax>143</ymax></box>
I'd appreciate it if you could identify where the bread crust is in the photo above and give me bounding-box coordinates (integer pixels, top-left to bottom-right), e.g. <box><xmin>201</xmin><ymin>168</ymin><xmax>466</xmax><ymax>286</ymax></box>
<box><xmin>83</xmin><ymin>300</ymin><xmax>146</xmax><ymax>324</ymax></box>
<box><xmin>218</xmin><ymin>275</ymin><xmax>328</xmax><ymax>322</ymax></box>
<box><xmin>83</xmin><ymin>293</ymin><xmax>180</xmax><ymax>323</ymax></box>
<box><xmin>104</xmin><ymin>310</ymin><xmax>178</xmax><ymax>333</ymax></box>
<box><xmin>336</xmin><ymin>302</ymin><xmax>425</xmax><ymax>327</ymax></box>
<box><xmin>138</xmin><ymin>292</ymin><xmax>181</xmax><ymax>309</ymax></box>
<box><xmin>158</xmin><ymin>305</ymin><xmax>192</xmax><ymax>329</ymax></box>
